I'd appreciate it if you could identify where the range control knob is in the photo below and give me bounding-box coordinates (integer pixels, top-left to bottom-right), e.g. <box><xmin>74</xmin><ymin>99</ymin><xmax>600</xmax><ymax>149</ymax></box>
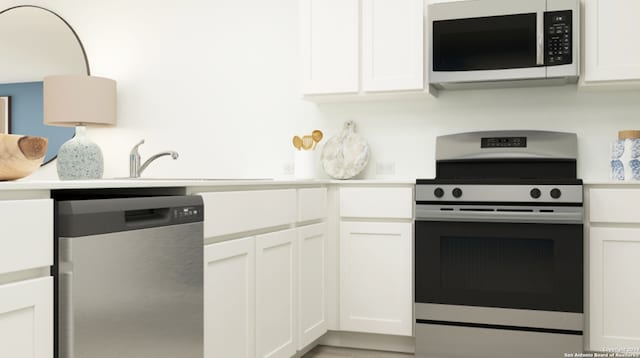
<box><xmin>530</xmin><ymin>188</ymin><xmax>541</xmax><ymax>199</ymax></box>
<box><xmin>452</xmin><ymin>188</ymin><xmax>463</xmax><ymax>198</ymax></box>
<box><xmin>434</xmin><ymin>187</ymin><xmax>445</xmax><ymax>198</ymax></box>
<box><xmin>550</xmin><ymin>188</ymin><xmax>562</xmax><ymax>199</ymax></box>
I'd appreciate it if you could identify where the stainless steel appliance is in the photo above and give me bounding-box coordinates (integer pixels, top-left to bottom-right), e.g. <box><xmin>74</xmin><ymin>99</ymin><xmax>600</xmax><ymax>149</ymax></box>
<box><xmin>429</xmin><ymin>0</ymin><xmax>580</xmax><ymax>89</ymax></box>
<box><xmin>415</xmin><ymin>131</ymin><xmax>584</xmax><ymax>358</ymax></box>
<box><xmin>55</xmin><ymin>195</ymin><xmax>204</xmax><ymax>358</ymax></box>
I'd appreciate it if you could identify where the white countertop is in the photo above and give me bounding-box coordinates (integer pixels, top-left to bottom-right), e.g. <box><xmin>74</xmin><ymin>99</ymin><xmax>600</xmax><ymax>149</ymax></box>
<box><xmin>583</xmin><ymin>180</ymin><xmax>640</xmax><ymax>186</ymax></box>
<box><xmin>0</xmin><ymin>178</ymin><xmax>417</xmax><ymax>191</ymax></box>
<box><xmin>2</xmin><ymin>177</ymin><xmax>636</xmax><ymax>191</ymax></box>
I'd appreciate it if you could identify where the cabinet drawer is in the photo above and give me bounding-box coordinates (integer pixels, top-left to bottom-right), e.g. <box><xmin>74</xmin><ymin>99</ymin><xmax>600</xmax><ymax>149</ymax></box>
<box><xmin>0</xmin><ymin>199</ymin><xmax>53</xmax><ymax>275</ymax></box>
<box><xmin>298</xmin><ymin>188</ymin><xmax>327</xmax><ymax>222</ymax></box>
<box><xmin>590</xmin><ymin>189</ymin><xmax>640</xmax><ymax>223</ymax></box>
<box><xmin>340</xmin><ymin>187</ymin><xmax>413</xmax><ymax>219</ymax></box>
<box><xmin>200</xmin><ymin>190</ymin><xmax>297</xmax><ymax>238</ymax></box>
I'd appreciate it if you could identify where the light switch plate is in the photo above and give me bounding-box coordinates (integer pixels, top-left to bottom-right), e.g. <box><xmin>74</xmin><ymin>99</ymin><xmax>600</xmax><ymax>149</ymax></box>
<box><xmin>283</xmin><ymin>162</ymin><xmax>294</xmax><ymax>175</ymax></box>
<box><xmin>376</xmin><ymin>161</ymin><xmax>396</xmax><ymax>175</ymax></box>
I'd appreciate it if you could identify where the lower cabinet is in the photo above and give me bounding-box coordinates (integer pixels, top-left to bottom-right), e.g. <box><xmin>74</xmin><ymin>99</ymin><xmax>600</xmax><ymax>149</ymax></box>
<box><xmin>297</xmin><ymin>224</ymin><xmax>328</xmax><ymax>349</ymax></box>
<box><xmin>590</xmin><ymin>227</ymin><xmax>640</xmax><ymax>351</ymax></box>
<box><xmin>0</xmin><ymin>277</ymin><xmax>53</xmax><ymax>358</ymax></box>
<box><xmin>204</xmin><ymin>237</ymin><xmax>256</xmax><ymax>358</ymax></box>
<box><xmin>340</xmin><ymin>221</ymin><xmax>412</xmax><ymax>336</ymax></box>
<box><xmin>588</xmin><ymin>187</ymin><xmax>640</xmax><ymax>352</ymax></box>
<box><xmin>205</xmin><ymin>224</ymin><xmax>327</xmax><ymax>358</ymax></box>
<box><xmin>256</xmin><ymin>229</ymin><xmax>297</xmax><ymax>358</ymax></box>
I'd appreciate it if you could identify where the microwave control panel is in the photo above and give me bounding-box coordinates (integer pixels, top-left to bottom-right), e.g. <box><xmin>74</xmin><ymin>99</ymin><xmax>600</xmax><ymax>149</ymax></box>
<box><xmin>545</xmin><ymin>11</ymin><xmax>572</xmax><ymax>66</ymax></box>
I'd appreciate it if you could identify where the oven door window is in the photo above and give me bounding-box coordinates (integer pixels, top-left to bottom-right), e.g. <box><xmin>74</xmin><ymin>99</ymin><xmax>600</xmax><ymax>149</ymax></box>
<box><xmin>433</xmin><ymin>13</ymin><xmax>538</xmax><ymax>71</ymax></box>
<box><xmin>415</xmin><ymin>221</ymin><xmax>583</xmax><ymax>313</ymax></box>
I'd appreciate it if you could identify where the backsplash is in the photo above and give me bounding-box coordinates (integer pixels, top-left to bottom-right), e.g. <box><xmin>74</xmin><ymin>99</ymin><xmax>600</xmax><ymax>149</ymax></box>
<box><xmin>14</xmin><ymin>0</ymin><xmax>640</xmax><ymax>182</ymax></box>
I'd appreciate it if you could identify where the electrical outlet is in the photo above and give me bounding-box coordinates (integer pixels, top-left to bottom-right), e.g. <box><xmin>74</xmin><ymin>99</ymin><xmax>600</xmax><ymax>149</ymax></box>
<box><xmin>283</xmin><ymin>162</ymin><xmax>294</xmax><ymax>175</ymax></box>
<box><xmin>376</xmin><ymin>161</ymin><xmax>396</xmax><ymax>175</ymax></box>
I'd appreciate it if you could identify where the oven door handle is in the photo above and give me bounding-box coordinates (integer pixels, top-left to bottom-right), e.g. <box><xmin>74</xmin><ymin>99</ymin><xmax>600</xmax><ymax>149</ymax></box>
<box><xmin>415</xmin><ymin>207</ymin><xmax>583</xmax><ymax>225</ymax></box>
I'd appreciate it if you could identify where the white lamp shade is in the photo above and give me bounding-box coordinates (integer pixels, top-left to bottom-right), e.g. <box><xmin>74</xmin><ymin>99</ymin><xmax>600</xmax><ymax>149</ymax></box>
<box><xmin>43</xmin><ymin>75</ymin><xmax>116</xmax><ymax>127</ymax></box>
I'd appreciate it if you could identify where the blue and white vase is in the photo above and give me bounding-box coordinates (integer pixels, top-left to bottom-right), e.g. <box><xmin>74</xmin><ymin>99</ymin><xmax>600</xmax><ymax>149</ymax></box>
<box><xmin>629</xmin><ymin>139</ymin><xmax>640</xmax><ymax>180</ymax></box>
<box><xmin>612</xmin><ymin>138</ymin><xmax>640</xmax><ymax>181</ymax></box>
<box><xmin>610</xmin><ymin>140</ymin><xmax>625</xmax><ymax>181</ymax></box>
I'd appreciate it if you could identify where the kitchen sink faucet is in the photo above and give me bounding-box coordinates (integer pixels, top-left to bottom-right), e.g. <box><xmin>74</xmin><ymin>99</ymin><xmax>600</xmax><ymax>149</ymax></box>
<box><xmin>129</xmin><ymin>139</ymin><xmax>179</xmax><ymax>178</ymax></box>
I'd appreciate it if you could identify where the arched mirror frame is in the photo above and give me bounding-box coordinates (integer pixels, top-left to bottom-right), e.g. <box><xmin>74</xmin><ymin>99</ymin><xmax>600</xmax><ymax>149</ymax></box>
<box><xmin>0</xmin><ymin>5</ymin><xmax>91</xmax><ymax>165</ymax></box>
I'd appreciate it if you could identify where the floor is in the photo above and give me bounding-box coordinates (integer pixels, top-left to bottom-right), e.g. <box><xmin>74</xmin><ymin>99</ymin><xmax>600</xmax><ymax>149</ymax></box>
<box><xmin>303</xmin><ymin>346</ymin><xmax>414</xmax><ymax>358</ymax></box>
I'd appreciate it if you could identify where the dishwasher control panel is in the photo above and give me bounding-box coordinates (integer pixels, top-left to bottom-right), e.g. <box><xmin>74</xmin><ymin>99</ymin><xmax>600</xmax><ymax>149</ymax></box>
<box><xmin>173</xmin><ymin>206</ymin><xmax>204</xmax><ymax>223</ymax></box>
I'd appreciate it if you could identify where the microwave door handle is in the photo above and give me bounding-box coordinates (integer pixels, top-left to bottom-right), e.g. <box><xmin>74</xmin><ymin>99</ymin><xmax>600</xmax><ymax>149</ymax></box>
<box><xmin>537</xmin><ymin>12</ymin><xmax>544</xmax><ymax>65</ymax></box>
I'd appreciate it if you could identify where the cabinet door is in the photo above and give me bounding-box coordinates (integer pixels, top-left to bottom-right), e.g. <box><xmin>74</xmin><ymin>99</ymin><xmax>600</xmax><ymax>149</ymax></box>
<box><xmin>590</xmin><ymin>227</ymin><xmax>640</xmax><ymax>351</ymax></box>
<box><xmin>362</xmin><ymin>0</ymin><xmax>424</xmax><ymax>92</ymax></box>
<box><xmin>256</xmin><ymin>229</ymin><xmax>297</xmax><ymax>358</ymax></box>
<box><xmin>0</xmin><ymin>277</ymin><xmax>52</xmax><ymax>358</ymax></box>
<box><xmin>300</xmin><ymin>0</ymin><xmax>359</xmax><ymax>94</ymax></box>
<box><xmin>204</xmin><ymin>238</ymin><xmax>255</xmax><ymax>358</ymax></box>
<box><xmin>584</xmin><ymin>0</ymin><xmax>640</xmax><ymax>83</ymax></box>
<box><xmin>297</xmin><ymin>223</ymin><xmax>327</xmax><ymax>349</ymax></box>
<box><xmin>340</xmin><ymin>221</ymin><xmax>413</xmax><ymax>336</ymax></box>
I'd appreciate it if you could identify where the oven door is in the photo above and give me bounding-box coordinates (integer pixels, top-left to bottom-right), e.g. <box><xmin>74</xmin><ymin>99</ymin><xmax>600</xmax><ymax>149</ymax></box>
<box><xmin>429</xmin><ymin>0</ymin><xmax>546</xmax><ymax>83</ymax></box>
<box><xmin>415</xmin><ymin>219</ymin><xmax>583</xmax><ymax>313</ymax></box>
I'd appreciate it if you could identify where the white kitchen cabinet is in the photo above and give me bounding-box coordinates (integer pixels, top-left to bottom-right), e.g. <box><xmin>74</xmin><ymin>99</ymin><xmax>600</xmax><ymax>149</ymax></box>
<box><xmin>0</xmin><ymin>277</ymin><xmax>53</xmax><ymax>358</ymax></box>
<box><xmin>204</xmin><ymin>237</ymin><xmax>256</xmax><ymax>358</ymax></box>
<box><xmin>589</xmin><ymin>188</ymin><xmax>640</xmax><ymax>223</ymax></box>
<box><xmin>340</xmin><ymin>221</ymin><xmax>413</xmax><ymax>336</ymax></box>
<box><xmin>297</xmin><ymin>188</ymin><xmax>328</xmax><ymax>222</ymax></box>
<box><xmin>0</xmin><ymin>196</ymin><xmax>53</xmax><ymax>358</ymax></box>
<box><xmin>300</xmin><ymin>0</ymin><xmax>429</xmax><ymax>99</ymax></box>
<box><xmin>297</xmin><ymin>223</ymin><xmax>328</xmax><ymax>349</ymax></box>
<box><xmin>200</xmin><ymin>190</ymin><xmax>297</xmax><ymax>238</ymax></box>
<box><xmin>200</xmin><ymin>187</ymin><xmax>329</xmax><ymax>356</ymax></box>
<box><xmin>362</xmin><ymin>0</ymin><xmax>424</xmax><ymax>92</ymax></box>
<box><xmin>0</xmin><ymin>199</ymin><xmax>53</xmax><ymax>274</ymax></box>
<box><xmin>588</xmin><ymin>187</ymin><xmax>640</xmax><ymax>352</ymax></box>
<box><xmin>590</xmin><ymin>227</ymin><xmax>640</xmax><ymax>351</ymax></box>
<box><xmin>204</xmin><ymin>224</ymin><xmax>328</xmax><ymax>358</ymax></box>
<box><xmin>300</xmin><ymin>0</ymin><xmax>359</xmax><ymax>94</ymax></box>
<box><xmin>256</xmin><ymin>229</ymin><xmax>297</xmax><ymax>358</ymax></box>
<box><xmin>582</xmin><ymin>0</ymin><xmax>640</xmax><ymax>86</ymax></box>
<box><xmin>339</xmin><ymin>187</ymin><xmax>413</xmax><ymax>219</ymax></box>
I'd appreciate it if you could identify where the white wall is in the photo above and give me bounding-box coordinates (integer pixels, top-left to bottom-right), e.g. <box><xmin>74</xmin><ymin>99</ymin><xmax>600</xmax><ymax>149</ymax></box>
<box><xmin>6</xmin><ymin>0</ymin><xmax>640</xmax><ymax>182</ymax></box>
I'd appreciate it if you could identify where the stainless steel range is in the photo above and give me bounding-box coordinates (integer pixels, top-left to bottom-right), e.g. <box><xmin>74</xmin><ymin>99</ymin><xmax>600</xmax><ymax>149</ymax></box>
<box><xmin>415</xmin><ymin>131</ymin><xmax>584</xmax><ymax>358</ymax></box>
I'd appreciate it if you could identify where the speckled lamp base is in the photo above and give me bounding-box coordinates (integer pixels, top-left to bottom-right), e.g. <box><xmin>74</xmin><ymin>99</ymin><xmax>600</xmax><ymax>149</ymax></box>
<box><xmin>56</xmin><ymin>126</ymin><xmax>104</xmax><ymax>180</ymax></box>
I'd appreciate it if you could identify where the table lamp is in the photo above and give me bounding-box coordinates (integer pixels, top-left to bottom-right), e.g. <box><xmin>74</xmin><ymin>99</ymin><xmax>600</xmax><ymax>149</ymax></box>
<box><xmin>43</xmin><ymin>75</ymin><xmax>116</xmax><ymax>180</ymax></box>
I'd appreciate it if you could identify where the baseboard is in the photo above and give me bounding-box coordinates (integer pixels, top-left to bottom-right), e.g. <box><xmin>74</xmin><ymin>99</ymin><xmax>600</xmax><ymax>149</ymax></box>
<box><xmin>317</xmin><ymin>331</ymin><xmax>416</xmax><ymax>354</ymax></box>
<box><xmin>294</xmin><ymin>335</ymin><xmax>327</xmax><ymax>357</ymax></box>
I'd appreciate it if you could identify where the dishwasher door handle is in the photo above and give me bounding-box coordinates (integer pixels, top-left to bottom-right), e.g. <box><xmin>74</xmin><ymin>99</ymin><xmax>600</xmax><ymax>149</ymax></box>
<box><xmin>58</xmin><ymin>271</ymin><xmax>74</xmax><ymax>358</ymax></box>
<box><xmin>124</xmin><ymin>207</ymin><xmax>171</xmax><ymax>226</ymax></box>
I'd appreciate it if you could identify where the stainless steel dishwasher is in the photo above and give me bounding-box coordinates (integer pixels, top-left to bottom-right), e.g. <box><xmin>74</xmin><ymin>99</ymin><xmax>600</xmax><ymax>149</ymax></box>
<box><xmin>55</xmin><ymin>195</ymin><xmax>204</xmax><ymax>358</ymax></box>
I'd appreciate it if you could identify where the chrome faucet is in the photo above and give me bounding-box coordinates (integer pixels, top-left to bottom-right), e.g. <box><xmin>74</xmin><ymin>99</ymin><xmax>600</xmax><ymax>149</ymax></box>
<box><xmin>129</xmin><ymin>139</ymin><xmax>179</xmax><ymax>178</ymax></box>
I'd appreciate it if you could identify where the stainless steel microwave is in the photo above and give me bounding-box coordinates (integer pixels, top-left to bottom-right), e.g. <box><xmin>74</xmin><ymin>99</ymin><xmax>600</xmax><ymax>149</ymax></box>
<box><xmin>428</xmin><ymin>0</ymin><xmax>580</xmax><ymax>89</ymax></box>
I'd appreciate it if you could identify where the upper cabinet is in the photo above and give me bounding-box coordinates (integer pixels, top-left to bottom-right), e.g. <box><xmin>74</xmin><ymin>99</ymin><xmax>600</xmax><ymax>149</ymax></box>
<box><xmin>300</xmin><ymin>0</ymin><xmax>427</xmax><ymax>99</ymax></box>
<box><xmin>362</xmin><ymin>0</ymin><xmax>424</xmax><ymax>92</ymax></box>
<box><xmin>581</xmin><ymin>0</ymin><xmax>640</xmax><ymax>87</ymax></box>
<box><xmin>299</xmin><ymin>0</ymin><xmax>360</xmax><ymax>95</ymax></box>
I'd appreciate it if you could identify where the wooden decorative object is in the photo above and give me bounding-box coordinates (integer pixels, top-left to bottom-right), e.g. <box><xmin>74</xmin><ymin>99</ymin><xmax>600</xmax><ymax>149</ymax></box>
<box><xmin>0</xmin><ymin>96</ymin><xmax>9</xmax><ymax>134</ymax></box>
<box><xmin>0</xmin><ymin>134</ymin><xmax>48</xmax><ymax>180</ymax></box>
<box><xmin>618</xmin><ymin>130</ymin><xmax>640</xmax><ymax>140</ymax></box>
